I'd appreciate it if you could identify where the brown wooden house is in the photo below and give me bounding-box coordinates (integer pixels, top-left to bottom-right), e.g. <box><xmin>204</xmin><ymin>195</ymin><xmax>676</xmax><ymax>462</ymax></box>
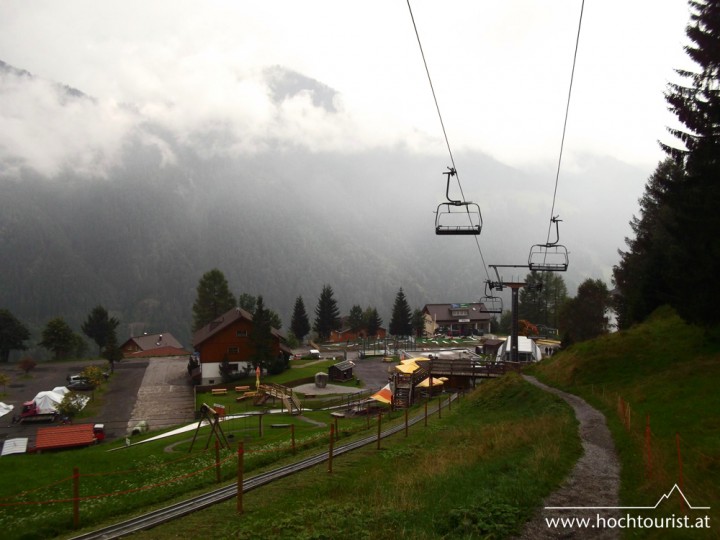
<box><xmin>192</xmin><ymin>307</ymin><xmax>291</xmax><ymax>385</ymax></box>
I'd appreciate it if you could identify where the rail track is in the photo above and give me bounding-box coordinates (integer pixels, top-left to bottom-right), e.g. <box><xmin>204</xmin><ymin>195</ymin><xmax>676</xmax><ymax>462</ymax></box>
<box><xmin>70</xmin><ymin>394</ymin><xmax>457</xmax><ymax>539</ymax></box>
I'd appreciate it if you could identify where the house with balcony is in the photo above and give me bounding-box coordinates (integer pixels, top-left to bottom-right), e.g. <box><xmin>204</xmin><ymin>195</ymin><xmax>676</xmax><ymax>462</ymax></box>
<box><xmin>422</xmin><ymin>303</ymin><xmax>492</xmax><ymax>337</ymax></box>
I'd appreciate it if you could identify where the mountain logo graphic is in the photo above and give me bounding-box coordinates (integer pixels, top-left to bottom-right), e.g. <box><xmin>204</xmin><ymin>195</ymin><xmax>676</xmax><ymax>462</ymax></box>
<box><xmin>545</xmin><ymin>484</ymin><xmax>711</xmax><ymax>510</ymax></box>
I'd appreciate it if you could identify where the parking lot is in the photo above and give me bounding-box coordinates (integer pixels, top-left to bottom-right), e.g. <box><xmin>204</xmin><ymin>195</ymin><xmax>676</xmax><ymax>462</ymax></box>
<box><xmin>0</xmin><ymin>358</ymin><xmax>148</xmax><ymax>448</ymax></box>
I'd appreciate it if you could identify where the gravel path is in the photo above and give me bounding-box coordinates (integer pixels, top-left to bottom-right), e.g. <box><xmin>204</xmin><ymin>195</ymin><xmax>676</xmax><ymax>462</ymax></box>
<box><xmin>516</xmin><ymin>375</ymin><xmax>621</xmax><ymax>539</ymax></box>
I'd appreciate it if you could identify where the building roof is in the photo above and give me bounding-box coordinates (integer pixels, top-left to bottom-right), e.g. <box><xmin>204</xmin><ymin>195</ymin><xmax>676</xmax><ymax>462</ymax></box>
<box><xmin>126</xmin><ymin>345</ymin><xmax>190</xmax><ymax>358</ymax></box>
<box><xmin>330</xmin><ymin>360</ymin><xmax>355</xmax><ymax>371</ymax></box>
<box><xmin>423</xmin><ymin>303</ymin><xmax>492</xmax><ymax>323</ymax></box>
<box><xmin>193</xmin><ymin>307</ymin><xmax>253</xmax><ymax>347</ymax></box>
<box><xmin>35</xmin><ymin>424</ymin><xmax>96</xmax><ymax>451</ymax></box>
<box><xmin>192</xmin><ymin>307</ymin><xmax>288</xmax><ymax>349</ymax></box>
<box><xmin>122</xmin><ymin>332</ymin><xmax>185</xmax><ymax>352</ymax></box>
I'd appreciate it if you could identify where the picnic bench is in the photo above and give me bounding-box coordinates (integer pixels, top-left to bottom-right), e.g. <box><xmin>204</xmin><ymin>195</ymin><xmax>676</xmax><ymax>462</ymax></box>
<box><xmin>211</xmin><ymin>388</ymin><xmax>227</xmax><ymax>396</ymax></box>
<box><xmin>235</xmin><ymin>385</ymin><xmax>250</xmax><ymax>392</ymax></box>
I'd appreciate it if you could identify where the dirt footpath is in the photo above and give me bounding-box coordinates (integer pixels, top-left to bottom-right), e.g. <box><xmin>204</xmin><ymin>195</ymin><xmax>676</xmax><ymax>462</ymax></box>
<box><xmin>516</xmin><ymin>375</ymin><xmax>621</xmax><ymax>539</ymax></box>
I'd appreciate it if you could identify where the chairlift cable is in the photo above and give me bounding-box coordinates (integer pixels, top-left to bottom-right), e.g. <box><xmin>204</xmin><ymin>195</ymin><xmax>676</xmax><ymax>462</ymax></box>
<box><xmin>406</xmin><ymin>0</ymin><xmax>491</xmax><ymax>283</ymax></box>
<box><xmin>544</xmin><ymin>0</ymin><xmax>585</xmax><ymax>246</ymax></box>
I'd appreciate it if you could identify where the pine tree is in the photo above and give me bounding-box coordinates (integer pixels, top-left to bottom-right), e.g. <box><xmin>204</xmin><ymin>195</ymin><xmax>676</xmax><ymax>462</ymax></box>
<box><xmin>290</xmin><ymin>296</ymin><xmax>311</xmax><ymax>342</ymax></box>
<box><xmin>251</xmin><ymin>295</ymin><xmax>274</xmax><ymax>371</ymax></box>
<box><xmin>192</xmin><ymin>269</ymin><xmax>237</xmax><ymax>332</ymax></box>
<box><xmin>348</xmin><ymin>305</ymin><xmax>365</xmax><ymax>334</ymax></box>
<box><xmin>364</xmin><ymin>307</ymin><xmax>383</xmax><ymax>337</ymax></box>
<box><xmin>82</xmin><ymin>305</ymin><xmax>120</xmax><ymax>356</ymax></box>
<box><xmin>659</xmin><ymin>0</ymin><xmax>720</xmax><ymax>326</ymax></box>
<box><xmin>613</xmin><ymin>159</ymin><xmax>680</xmax><ymax>328</ymax></box>
<box><xmin>389</xmin><ymin>288</ymin><xmax>412</xmax><ymax>337</ymax></box>
<box><xmin>313</xmin><ymin>285</ymin><xmax>341</xmax><ymax>342</ymax></box>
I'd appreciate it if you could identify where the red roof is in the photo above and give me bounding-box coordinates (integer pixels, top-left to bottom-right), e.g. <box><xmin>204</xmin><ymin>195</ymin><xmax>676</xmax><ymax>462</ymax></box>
<box><xmin>35</xmin><ymin>424</ymin><xmax>96</xmax><ymax>451</ymax></box>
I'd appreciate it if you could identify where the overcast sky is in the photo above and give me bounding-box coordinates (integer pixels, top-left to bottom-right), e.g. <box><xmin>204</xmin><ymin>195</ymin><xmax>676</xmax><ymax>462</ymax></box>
<box><xmin>0</xmin><ymin>0</ymin><xmax>691</xmax><ymax>178</ymax></box>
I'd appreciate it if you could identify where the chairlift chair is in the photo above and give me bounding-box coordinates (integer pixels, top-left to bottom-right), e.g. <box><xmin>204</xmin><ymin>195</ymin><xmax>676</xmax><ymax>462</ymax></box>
<box><xmin>528</xmin><ymin>216</ymin><xmax>569</xmax><ymax>272</ymax></box>
<box><xmin>435</xmin><ymin>167</ymin><xmax>482</xmax><ymax>236</ymax></box>
<box><xmin>479</xmin><ymin>281</ymin><xmax>503</xmax><ymax>314</ymax></box>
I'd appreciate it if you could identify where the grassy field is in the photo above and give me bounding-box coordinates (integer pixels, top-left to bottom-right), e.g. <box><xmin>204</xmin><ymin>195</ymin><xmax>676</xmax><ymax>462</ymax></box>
<box><xmin>122</xmin><ymin>374</ymin><xmax>582</xmax><ymax>540</ymax></box>
<box><xmin>0</xmin><ymin>373</ymin><xmax>579</xmax><ymax>540</ymax></box>
<box><xmin>4</xmin><ymin>307</ymin><xmax>715</xmax><ymax>539</ymax></box>
<box><xmin>528</xmin><ymin>306</ymin><xmax>720</xmax><ymax>538</ymax></box>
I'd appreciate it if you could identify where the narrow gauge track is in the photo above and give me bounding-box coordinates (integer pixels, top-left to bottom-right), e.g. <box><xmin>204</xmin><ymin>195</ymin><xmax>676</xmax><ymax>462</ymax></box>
<box><xmin>70</xmin><ymin>394</ymin><xmax>457</xmax><ymax>539</ymax></box>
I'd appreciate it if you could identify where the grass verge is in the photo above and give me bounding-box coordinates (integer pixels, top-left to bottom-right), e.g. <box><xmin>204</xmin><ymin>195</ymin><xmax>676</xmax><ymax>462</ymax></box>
<box><xmin>126</xmin><ymin>373</ymin><xmax>581</xmax><ymax>540</ymax></box>
<box><xmin>528</xmin><ymin>306</ymin><xmax>719</xmax><ymax>539</ymax></box>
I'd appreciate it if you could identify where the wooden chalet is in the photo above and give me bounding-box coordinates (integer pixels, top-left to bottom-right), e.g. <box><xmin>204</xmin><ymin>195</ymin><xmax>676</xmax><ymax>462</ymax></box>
<box><xmin>121</xmin><ymin>332</ymin><xmax>189</xmax><ymax>358</ymax></box>
<box><xmin>192</xmin><ymin>307</ymin><xmax>291</xmax><ymax>385</ymax></box>
<box><xmin>423</xmin><ymin>303</ymin><xmax>492</xmax><ymax>337</ymax></box>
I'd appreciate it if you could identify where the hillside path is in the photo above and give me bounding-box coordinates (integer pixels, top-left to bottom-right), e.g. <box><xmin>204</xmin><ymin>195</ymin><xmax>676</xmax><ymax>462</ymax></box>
<box><xmin>516</xmin><ymin>375</ymin><xmax>621</xmax><ymax>539</ymax></box>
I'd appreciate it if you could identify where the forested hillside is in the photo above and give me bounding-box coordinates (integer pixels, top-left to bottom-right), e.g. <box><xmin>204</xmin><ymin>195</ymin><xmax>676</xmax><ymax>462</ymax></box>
<box><xmin>0</xmin><ymin>59</ymin><xmax>644</xmax><ymax>352</ymax></box>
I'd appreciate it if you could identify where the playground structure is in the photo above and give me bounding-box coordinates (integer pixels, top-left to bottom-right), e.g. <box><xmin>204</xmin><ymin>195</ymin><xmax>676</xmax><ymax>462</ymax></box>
<box><xmin>252</xmin><ymin>383</ymin><xmax>302</xmax><ymax>415</ymax></box>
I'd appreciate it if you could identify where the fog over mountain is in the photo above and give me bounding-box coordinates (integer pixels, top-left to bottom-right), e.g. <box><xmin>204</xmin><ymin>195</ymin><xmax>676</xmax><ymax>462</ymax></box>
<box><xmin>0</xmin><ymin>60</ymin><xmax>649</xmax><ymax>349</ymax></box>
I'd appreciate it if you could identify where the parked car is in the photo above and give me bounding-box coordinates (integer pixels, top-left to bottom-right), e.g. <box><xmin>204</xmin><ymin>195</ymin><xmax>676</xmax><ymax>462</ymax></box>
<box><xmin>66</xmin><ymin>379</ymin><xmax>95</xmax><ymax>391</ymax></box>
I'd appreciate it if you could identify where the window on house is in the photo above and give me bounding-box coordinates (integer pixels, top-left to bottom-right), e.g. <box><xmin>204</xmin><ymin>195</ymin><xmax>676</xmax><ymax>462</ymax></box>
<box><xmin>228</xmin><ymin>347</ymin><xmax>239</xmax><ymax>354</ymax></box>
<box><xmin>236</xmin><ymin>330</ymin><xmax>248</xmax><ymax>338</ymax></box>
<box><xmin>451</xmin><ymin>309</ymin><xmax>468</xmax><ymax>317</ymax></box>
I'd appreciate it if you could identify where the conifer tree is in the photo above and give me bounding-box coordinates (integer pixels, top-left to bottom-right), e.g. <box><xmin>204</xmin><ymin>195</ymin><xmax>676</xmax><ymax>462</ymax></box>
<box><xmin>364</xmin><ymin>307</ymin><xmax>383</xmax><ymax>337</ymax></box>
<box><xmin>290</xmin><ymin>296</ymin><xmax>311</xmax><ymax>342</ymax></box>
<box><xmin>192</xmin><ymin>269</ymin><xmax>236</xmax><ymax>331</ymax></box>
<box><xmin>613</xmin><ymin>1</ymin><xmax>720</xmax><ymax>328</ymax></box>
<box><xmin>389</xmin><ymin>288</ymin><xmax>412</xmax><ymax>337</ymax></box>
<box><xmin>313</xmin><ymin>285</ymin><xmax>341</xmax><ymax>342</ymax></box>
<box><xmin>251</xmin><ymin>295</ymin><xmax>274</xmax><ymax>370</ymax></box>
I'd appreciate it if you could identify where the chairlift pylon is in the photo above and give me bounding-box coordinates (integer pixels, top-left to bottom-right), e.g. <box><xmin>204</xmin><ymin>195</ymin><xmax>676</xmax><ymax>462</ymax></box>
<box><xmin>479</xmin><ymin>281</ymin><xmax>503</xmax><ymax>314</ymax></box>
<box><xmin>528</xmin><ymin>216</ymin><xmax>569</xmax><ymax>271</ymax></box>
<box><xmin>435</xmin><ymin>167</ymin><xmax>482</xmax><ymax>235</ymax></box>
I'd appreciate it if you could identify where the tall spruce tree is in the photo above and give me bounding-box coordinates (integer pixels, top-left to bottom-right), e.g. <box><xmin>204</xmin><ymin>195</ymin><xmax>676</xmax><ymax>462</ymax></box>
<box><xmin>613</xmin><ymin>159</ymin><xmax>681</xmax><ymax>328</ymax></box>
<box><xmin>192</xmin><ymin>269</ymin><xmax>236</xmax><ymax>332</ymax></box>
<box><xmin>290</xmin><ymin>296</ymin><xmax>311</xmax><ymax>342</ymax></box>
<box><xmin>313</xmin><ymin>285</ymin><xmax>341</xmax><ymax>342</ymax></box>
<box><xmin>658</xmin><ymin>0</ymin><xmax>720</xmax><ymax>326</ymax></box>
<box><xmin>389</xmin><ymin>288</ymin><xmax>412</xmax><ymax>336</ymax></box>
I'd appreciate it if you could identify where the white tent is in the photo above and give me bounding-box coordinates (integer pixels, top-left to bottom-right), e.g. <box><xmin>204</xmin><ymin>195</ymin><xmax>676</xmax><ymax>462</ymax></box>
<box><xmin>33</xmin><ymin>391</ymin><xmax>65</xmax><ymax>414</ymax></box>
<box><xmin>0</xmin><ymin>402</ymin><xmax>13</xmax><ymax>418</ymax></box>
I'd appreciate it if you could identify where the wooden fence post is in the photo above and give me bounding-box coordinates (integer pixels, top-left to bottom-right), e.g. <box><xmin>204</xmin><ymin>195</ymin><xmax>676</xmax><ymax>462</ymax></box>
<box><xmin>237</xmin><ymin>442</ymin><xmax>244</xmax><ymax>514</ymax></box>
<box><xmin>72</xmin><ymin>466</ymin><xmax>80</xmax><ymax>529</ymax></box>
